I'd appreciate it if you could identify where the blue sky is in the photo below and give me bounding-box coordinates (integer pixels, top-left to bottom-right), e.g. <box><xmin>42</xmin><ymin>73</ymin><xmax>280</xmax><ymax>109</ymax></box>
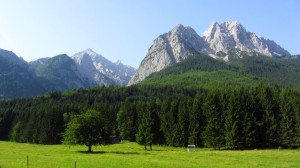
<box><xmin>0</xmin><ymin>0</ymin><xmax>299</xmax><ymax>68</ymax></box>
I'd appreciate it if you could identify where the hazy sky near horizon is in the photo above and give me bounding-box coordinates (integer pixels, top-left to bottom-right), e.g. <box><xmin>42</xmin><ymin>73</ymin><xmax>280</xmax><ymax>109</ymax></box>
<box><xmin>0</xmin><ymin>0</ymin><xmax>299</xmax><ymax>68</ymax></box>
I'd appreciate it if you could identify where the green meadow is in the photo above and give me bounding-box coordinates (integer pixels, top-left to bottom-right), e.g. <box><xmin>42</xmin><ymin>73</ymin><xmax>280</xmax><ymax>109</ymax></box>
<box><xmin>0</xmin><ymin>141</ymin><xmax>299</xmax><ymax>168</ymax></box>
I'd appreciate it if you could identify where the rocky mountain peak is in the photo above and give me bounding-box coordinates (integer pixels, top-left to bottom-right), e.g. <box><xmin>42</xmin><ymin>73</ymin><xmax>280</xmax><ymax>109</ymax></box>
<box><xmin>203</xmin><ymin>21</ymin><xmax>290</xmax><ymax>57</ymax></box>
<box><xmin>222</xmin><ymin>21</ymin><xmax>245</xmax><ymax>31</ymax></box>
<box><xmin>128</xmin><ymin>24</ymin><xmax>211</xmax><ymax>85</ymax></box>
<box><xmin>114</xmin><ymin>60</ymin><xmax>123</xmax><ymax>65</ymax></box>
<box><xmin>73</xmin><ymin>49</ymin><xmax>136</xmax><ymax>86</ymax></box>
<box><xmin>129</xmin><ymin>21</ymin><xmax>291</xmax><ymax>85</ymax></box>
<box><xmin>73</xmin><ymin>49</ymin><xmax>104</xmax><ymax>63</ymax></box>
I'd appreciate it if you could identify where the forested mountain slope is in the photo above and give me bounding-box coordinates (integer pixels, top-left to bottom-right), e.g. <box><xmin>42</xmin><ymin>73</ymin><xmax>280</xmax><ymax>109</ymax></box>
<box><xmin>140</xmin><ymin>53</ymin><xmax>300</xmax><ymax>88</ymax></box>
<box><xmin>0</xmin><ymin>48</ymin><xmax>135</xmax><ymax>99</ymax></box>
<box><xmin>0</xmin><ymin>49</ymin><xmax>46</xmax><ymax>99</ymax></box>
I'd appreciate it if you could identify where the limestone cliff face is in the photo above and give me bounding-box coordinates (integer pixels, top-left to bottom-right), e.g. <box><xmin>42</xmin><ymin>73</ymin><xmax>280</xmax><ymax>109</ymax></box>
<box><xmin>128</xmin><ymin>21</ymin><xmax>291</xmax><ymax>85</ymax></box>
<box><xmin>128</xmin><ymin>24</ymin><xmax>211</xmax><ymax>85</ymax></box>
<box><xmin>203</xmin><ymin>21</ymin><xmax>290</xmax><ymax>57</ymax></box>
<box><xmin>73</xmin><ymin>49</ymin><xmax>136</xmax><ymax>86</ymax></box>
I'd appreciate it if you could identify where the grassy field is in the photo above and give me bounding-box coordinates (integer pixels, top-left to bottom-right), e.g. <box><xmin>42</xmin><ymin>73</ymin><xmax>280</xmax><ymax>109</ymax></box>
<box><xmin>0</xmin><ymin>141</ymin><xmax>299</xmax><ymax>168</ymax></box>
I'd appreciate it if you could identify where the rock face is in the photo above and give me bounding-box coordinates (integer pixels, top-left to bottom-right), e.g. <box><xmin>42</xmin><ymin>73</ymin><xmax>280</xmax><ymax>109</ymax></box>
<box><xmin>72</xmin><ymin>49</ymin><xmax>136</xmax><ymax>86</ymax></box>
<box><xmin>128</xmin><ymin>21</ymin><xmax>291</xmax><ymax>85</ymax></box>
<box><xmin>128</xmin><ymin>24</ymin><xmax>211</xmax><ymax>85</ymax></box>
<box><xmin>203</xmin><ymin>21</ymin><xmax>290</xmax><ymax>57</ymax></box>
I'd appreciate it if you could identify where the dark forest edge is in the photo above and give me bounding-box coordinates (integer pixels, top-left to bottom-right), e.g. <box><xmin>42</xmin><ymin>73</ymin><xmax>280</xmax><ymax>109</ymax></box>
<box><xmin>0</xmin><ymin>83</ymin><xmax>299</xmax><ymax>150</ymax></box>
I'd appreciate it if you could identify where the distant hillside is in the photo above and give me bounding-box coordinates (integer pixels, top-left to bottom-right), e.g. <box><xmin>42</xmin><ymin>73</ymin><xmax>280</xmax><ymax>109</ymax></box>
<box><xmin>0</xmin><ymin>48</ymin><xmax>135</xmax><ymax>99</ymax></box>
<box><xmin>0</xmin><ymin>49</ymin><xmax>45</xmax><ymax>99</ymax></box>
<box><xmin>29</xmin><ymin>54</ymin><xmax>90</xmax><ymax>92</ymax></box>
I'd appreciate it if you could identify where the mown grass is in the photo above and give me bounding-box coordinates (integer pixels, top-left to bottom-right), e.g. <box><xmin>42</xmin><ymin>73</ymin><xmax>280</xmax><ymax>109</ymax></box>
<box><xmin>0</xmin><ymin>141</ymin><xmax>299</xmax><ymax>168</ymax></box>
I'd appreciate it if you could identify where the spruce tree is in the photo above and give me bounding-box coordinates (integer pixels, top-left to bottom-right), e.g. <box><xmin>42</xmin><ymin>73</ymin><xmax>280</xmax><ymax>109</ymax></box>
<box><xmin>158</xmin><ymin>99</ymin><xmax>171</xmax><ymax>144</ymax></box>
<box><xmin>295</xmin><ymin>94</ymin><xmax>300</xmax><ymax>147</ymax></box>
<box><xmin>279</xmin><ymin>89</ymin><xmax>297</xmax><ymax>148</ymax></box>
<box><xmin>135</xmin><ymin>102</ymin><xmax>156</xmax><ymax>150</ymax></box>
<box><xmin>175</xmin><ymin>100</ymin><xmax>189</xmax><ymax>146</ymax></box>
<box><xmin>202</xmin><ymin>90</ymin><xmax>225</xmax><ymax>149</ymax></box>
<box><xmin>189</xmin><ymin>93</ymin><xmax>205</xmax><ymax>147</ymax></box>
<box><xmin>167</xmin><ymin>100</ymin><xmax>179</xmax><ymax>146</ymax></box>
<box><xmin>260</xmin><ymin>86</ymin><xmax>280</xmax><ymax>148</ymax></box>
<box><xmin>225</xmin><ymin>88</ymin><xmax>244</xmax><ymax>149</ymax></box>
<box><xmin>242</xmin><ymin>92</ymin><xmax>257</xmax><ymax>149</ymax></box>
<box><xmin>250</xmin><ymin>85</ymin><xmax>266</xmax><ymax>148</ymax></box>
<box><xmin>117</xmin><ymin>102</ymin><xmax>137</xmax><ymax>141</ymax></box>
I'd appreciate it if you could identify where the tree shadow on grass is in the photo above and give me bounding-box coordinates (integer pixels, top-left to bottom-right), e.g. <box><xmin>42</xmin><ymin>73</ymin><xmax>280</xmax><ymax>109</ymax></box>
<box><xmin>77</xmin><ymin>151</ymin><xmax>140</xmax><ymax>155</ymax></box>
<box><xmin>148</xmin><ymin>149</ymin><xmax>167</xmax><ymax>152</ymax></box>
<box><xmin>78</xmin><ymin>151</ymin><xmax>106</xmax><ymax>154</ymax></box>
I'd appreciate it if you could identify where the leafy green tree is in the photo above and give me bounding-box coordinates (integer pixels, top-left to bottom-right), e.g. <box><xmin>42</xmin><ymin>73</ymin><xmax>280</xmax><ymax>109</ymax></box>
<box><xmin>63</xmin><ymin>109</ymin><xmax>111</xmax><ymax>152</ymax></box>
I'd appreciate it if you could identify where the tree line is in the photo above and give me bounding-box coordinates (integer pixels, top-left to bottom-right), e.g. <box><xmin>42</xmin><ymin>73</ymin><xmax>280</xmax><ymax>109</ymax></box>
<box><xmin>0</xmin><ymin>84</ymin><xmax>299</xmax><ymax>149</ymax></box>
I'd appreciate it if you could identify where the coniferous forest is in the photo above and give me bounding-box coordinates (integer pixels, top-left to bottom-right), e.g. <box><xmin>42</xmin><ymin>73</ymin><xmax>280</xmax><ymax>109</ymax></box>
<box><xmin>0</xmin><ymin>84</ymin><xmax>299</xmax><ymax>149</ymax></box>
<box><xmin>1</xmin><ymin>54</ymin><xmax>300</xmax><ymax>150</ymax></box>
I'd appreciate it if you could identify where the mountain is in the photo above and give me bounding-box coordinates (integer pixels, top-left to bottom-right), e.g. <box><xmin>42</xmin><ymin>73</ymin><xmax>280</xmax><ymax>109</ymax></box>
<box><xmin>29</xmin><ymin>54</ymin><xmax>89</xmax><ymax>91</ymax></box>
<box><xmin>128</xmin><ymin>24</ymin><xmax>211</xmax><ymax>85</ymax></box>
<box><xmin>0</xmin><ymin>49</ymin><xmax>46</xmax><ymax>99</ymax></box>
<box><xmin>129</xmin><ymin>21</ymin><xmax>291</xmax><ymax>85</ymax></box>
<box><xmin>203</xmin><ymin>21</ymin><xmax>290</xmax><ymax>57</ymax></box>
<box><xmin>72</xmin><ymin>49</ymin><xmax>136</xmax><ymax>86</ymax></box>
<box><xmin>0</xmin><ymin>48</ymin><xmax>135</xmax><ymax>99</ymax></box>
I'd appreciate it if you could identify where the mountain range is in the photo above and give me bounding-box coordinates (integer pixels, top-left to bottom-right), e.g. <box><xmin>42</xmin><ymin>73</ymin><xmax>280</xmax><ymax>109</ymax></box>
<box><xmin>1</xmin><ymin>20</ymin><xmax>298</xmax><ymax>99</ymax></box>
<box><xmin>128</xmin><ymin>21</ymin><xmax>291</xmax><ymax>85</ymax></box>
<box><xmin>0</xmin><ymin>49</ymin><xmax>135</xmax><ymax>99</ymax></box>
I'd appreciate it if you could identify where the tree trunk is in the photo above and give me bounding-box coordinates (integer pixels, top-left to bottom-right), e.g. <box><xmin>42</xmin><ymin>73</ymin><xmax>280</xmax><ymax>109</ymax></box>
<box><xmin>150</xmin><ymin>144</ymin><xmax>152</xmax><ymax>150</ymax></box>
<box><xmin>88</xmin><ymin>145</ymin><xmax>92</xmax><ymax>152</ymax></box>
<box><xmin>144</xmin><ymin>145</ymin><xmax>147</xmax><ymax>150</ymax></box>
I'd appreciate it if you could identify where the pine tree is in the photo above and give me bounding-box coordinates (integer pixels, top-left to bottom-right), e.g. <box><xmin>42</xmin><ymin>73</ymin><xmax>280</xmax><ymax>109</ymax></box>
<box><xmin>175</xmin><ymin>100</ymin><xmax>189</xmax><ymax>146</ymax></box>
<box><xmin>295</xmin><ymin>94</ymin><xmax>300</xmax><ymax>147</ymax></box>
<box><xmin>167</xmin><ymin>100</ymin><xmax>179</xmax><ymax>146</ymax></box>
<box><xmin>189</xmin><ymin>93</ymin><xmax>205</xmax><ymax>147</ymax></box>
<box><xmin>250</xmin><ymin>85</ymin><xmax>266</xmax><ymax>148</ymax></box>
<box><xmin>158</xmin><ymin>99</ymin><xmax>171</xmax><ymax>144</ymax></box>
<box><xmin>202</xmin><ymin>90</ymin><xmax>225</xmax><ymax>149</ymax></box>
<box><xmin>279</xmin><ymin>89</ymin><xmax>297</xmax><ymax>148</ymax></box>
<box><xmin>117</xmin><ymin>102</ymin><xmax>137</xmax><ymax>141</ymax></box>
<box><xmin>225</xmin><ymin>88</ymin><xmax>244</xmax><ymax>149</ymax></box>
<box><xmin>242</xmin><ymin>92</ymin><xmax>257</xmax><ymax>149</ymax></box>
<box><xmin>135</xmin><ymin>101</ymin><xmax>157</xmax><ymax>150</ymax></box>
<box><xmin>260</xmin><ymin>86</ymin><xmax>280</xmax><ymax>148</ymax></box>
